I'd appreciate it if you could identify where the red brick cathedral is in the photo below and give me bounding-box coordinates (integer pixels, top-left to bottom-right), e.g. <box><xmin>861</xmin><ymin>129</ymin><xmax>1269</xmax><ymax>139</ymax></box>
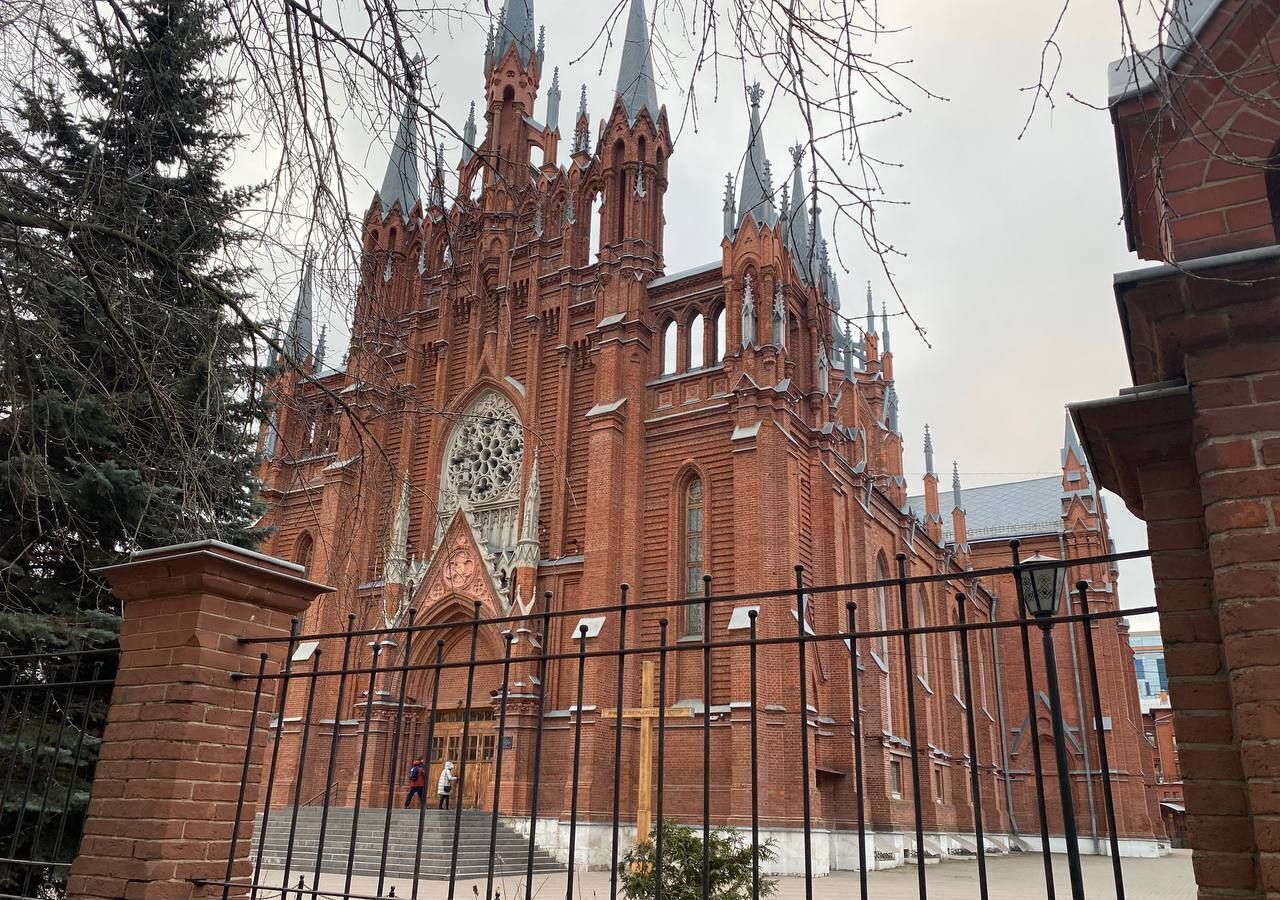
<box><xmin>259</xmin><ymin>0</ymin><xmax>1166</xmax><ymax>872</ymax></box>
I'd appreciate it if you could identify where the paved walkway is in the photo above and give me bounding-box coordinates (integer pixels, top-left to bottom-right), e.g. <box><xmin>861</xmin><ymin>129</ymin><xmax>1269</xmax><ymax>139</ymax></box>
<box><xmin>262</xmin><ymin>850</ymin><xmax>1195</xmax><ymax>900</ymax></box>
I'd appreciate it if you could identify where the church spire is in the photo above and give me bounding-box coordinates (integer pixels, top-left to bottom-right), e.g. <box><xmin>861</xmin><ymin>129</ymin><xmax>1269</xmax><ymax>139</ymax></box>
<box><xmin>492</xmin><ymin>0</ymin><xmax>537</xmax><ymax>72</ymax></box>
<box><xmin>285</xmin><ymin>254</ymin><xmax>314</xmax><ymax>364</ymax></box>
<box><xmin>737</xmin><ymin>84</ymin><xmax>775</xmax><ymax>228</ymax></box>
<box><xmin>785</xmin><ymin>144</ymin><xmax>811</xmax><ymax>279</ymax></box>
<box><xmin>379</xmin><ymin>87</ymin><xmax>420</xmax><ymax>221</ymax></box>
<box><xmin>881</xmin><ymin>301</ymin><xmax>891</xmax><ymax>355</ymax></box>
<box><xmin>615</xmin><ymin>0</ymin><xmax>659</xmax><ymax>126</ymax></box>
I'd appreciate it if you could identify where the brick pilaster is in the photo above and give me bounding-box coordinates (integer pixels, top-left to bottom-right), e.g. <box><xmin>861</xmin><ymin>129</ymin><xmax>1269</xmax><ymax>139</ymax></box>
<box><xmin>67</xmin><ymin>541</ymin><xmax>330</xmax><ymax>900</ymax></box>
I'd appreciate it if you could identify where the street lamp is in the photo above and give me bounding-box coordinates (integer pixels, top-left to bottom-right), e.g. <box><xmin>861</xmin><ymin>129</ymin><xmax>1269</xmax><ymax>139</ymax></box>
<box><xmin>1014</xmin><ymin>551</ymin><xmax>1085</xmax><ymax>900</ymax></box>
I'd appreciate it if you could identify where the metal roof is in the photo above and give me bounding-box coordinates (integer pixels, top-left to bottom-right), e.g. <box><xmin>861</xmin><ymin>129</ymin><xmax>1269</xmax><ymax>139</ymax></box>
<box><xmin>1107</xmin><ymin>0</ymin><xmax>1224</xmax><ymax>104</ymax></box>
<box><xmin>905</xmin><ymin>476</ymin><xmax>1065</xmax><ymax>544</ymax></box>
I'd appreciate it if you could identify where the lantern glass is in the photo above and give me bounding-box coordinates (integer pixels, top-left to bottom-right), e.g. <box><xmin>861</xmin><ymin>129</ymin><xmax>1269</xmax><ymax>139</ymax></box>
<box><xmin>1017</xmin><ymin>554</ymin><xmax>1065</xmax><ymax>618</ymax></box>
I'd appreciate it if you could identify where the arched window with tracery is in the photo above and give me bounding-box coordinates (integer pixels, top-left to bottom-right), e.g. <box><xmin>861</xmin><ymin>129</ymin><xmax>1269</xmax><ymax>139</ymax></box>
<box><xmin>681</xmin><ymin>477</ymin><xmax>705</xmax><ymax>636</ymax></box>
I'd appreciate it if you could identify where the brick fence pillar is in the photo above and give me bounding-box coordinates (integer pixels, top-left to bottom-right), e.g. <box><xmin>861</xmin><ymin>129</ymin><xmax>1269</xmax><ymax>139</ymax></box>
<box><xmin>1073</xmin><ymin>255</ymin><xmax>1280</xmax><ymax>900</ymax></box>
<box><xmin>66</xmin><ymin>540</ymin><xmax>331</xmax><ymax>900</ymax></box>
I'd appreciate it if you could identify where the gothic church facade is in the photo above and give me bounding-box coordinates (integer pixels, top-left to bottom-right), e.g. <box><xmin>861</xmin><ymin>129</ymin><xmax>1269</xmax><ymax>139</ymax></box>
<box><xmin>258</xmin><ymin>0</ymin><xmax>1164</xmax><ymax>871</ymax></box>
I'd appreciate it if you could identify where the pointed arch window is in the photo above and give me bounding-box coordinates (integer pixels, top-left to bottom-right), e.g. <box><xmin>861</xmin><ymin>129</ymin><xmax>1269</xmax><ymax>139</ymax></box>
<box><xmin>689</xmin><ymin>314</ymin><xmax>705</xmax><ymax>369</ymax></box>
<box><xmin>661</xmin><ymin>321</ymin><xmax>677</xmax><ymax>374</ymax></box>
<box><xmin>714</xmin><ymin>307</ymin><xmax>726</xmax><ymax>362</ymax></box>
<box><xmin>294</xmin><ymin>532</ymin><xmax>314</xmax><ymax>578</ymax></box>
<box><xmin>681</xmin><ymin>477</ymin><xmax>705</xmax><ymax>636</ymax></box>
<box><xmin>915</xmin><ymin>588</ymin><xmax>930</xmax><ymax>685</ymax></box>
<box><xmin>875</xmin><ymin>557</ymin><xmax>893</xmax><ymax>735</ymax></box>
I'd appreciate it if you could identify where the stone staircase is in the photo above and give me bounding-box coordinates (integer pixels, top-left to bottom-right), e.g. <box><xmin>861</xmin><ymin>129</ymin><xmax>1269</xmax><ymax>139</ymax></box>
<box><xmin>253</xmin><ymin>808</ymin><xmax>563</xmax><ymax>880</ymax></box>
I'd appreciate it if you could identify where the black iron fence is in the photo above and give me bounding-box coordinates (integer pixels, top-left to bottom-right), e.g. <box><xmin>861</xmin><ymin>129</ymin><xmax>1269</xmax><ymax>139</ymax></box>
<box><xmin>2</xmin><ymin>545</ymin><xmax>1158</xmax><ymax>900</ymax></box>
<box><xmin>0</xmin><ymin>645</ymin><xmax>117</xmax><ymax>899</ymax></box>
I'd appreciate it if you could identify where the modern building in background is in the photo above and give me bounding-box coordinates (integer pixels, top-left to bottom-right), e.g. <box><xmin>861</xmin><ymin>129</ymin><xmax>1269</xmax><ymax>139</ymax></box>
<box><xmin>1130</xmin><ymin>630</ymin><xmax>1169</xmax><ymax>709</ymax></box>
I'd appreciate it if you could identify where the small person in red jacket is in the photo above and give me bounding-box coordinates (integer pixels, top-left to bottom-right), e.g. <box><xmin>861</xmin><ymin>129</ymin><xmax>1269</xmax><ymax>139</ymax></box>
<box><xmin>404</xmin><ymin>758</ymin><xmax>426</xmax><ymax>808</ymax></box>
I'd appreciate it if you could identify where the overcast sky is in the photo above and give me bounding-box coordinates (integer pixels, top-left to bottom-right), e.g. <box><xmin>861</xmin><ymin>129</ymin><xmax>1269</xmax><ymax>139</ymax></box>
<box><xmin>280</xmin><ymin>0</ymin><xmax>1165</xmax><ymax>630</ymax></box>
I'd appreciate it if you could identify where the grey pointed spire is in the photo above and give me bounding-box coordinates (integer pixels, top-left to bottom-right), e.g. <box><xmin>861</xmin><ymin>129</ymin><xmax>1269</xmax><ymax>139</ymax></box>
<box><xmin>493</xmin><ymin>0</ymin><xmax>537</xmax><ymax>71</ymax></box>
<box><xmin>737</xmin><ymin>84</ymin><xmax>775</xmax><ymax>228</ymax></box>
<box><xmin>722</xmin><ymin>173</ymin><xmax>736</xmax><ymax>239</ymax></box>
<box><xmin>615</xmin><ymin>0</ymin><xmax>660</xmax><ymax>126</ymax></box>
<box><xmin>286</xmin><ymin>254</ymin><xmax>314</xmax><ymax>363</ymax></box>
<box><xmin>379</xmin><ymin>89</ymin><xmax>420</xmax><ymax>221</ymax></box>
<box><xmin>546</xmin><ymin>67</ymin><xmax>562</xmax><ymax>133</ymax></box>
<box><xmin>462</xmin><ymin>101</ymin><xmax>477</xmax><ymax>164</ymax></box>
<box><xmin>1062</xmin><ymin>412</ymin><xmax>1087</xmax><ymax>467</ymax></box>
<box><xmin>314</xmin><ymin>324</ymin><xmax>327</xmax><ymax>373</ymax></box>
<box><xmin>952</xmin><ymin>462</ymin><xmax>963</xmax><ymax>510</ymax></box>
<box><xmin>785</xmin><ymin>144</ymin><xmax>811</xmax><ymax>279</ymax></box>
<box><xmin>864</xmin><ymin>281</ymin><xmax>876</xmax><ymax>340</ymax></box>
<box><xmin>924</xmin><ymin>425</ymin><xmax>936</xmax><ymax>476</ymax></box>
<box><xmin>881</xmin><ymin>301</ymin><xmax>891</xmax><ymax>355</ymax></box>
<box><xmin>779</xmin><ymin>181</ymin><xmax>790</xmax><ymax>221</ymax></box>
<box><xmin>537</xmin><ymin>24</ymin><xmax>546</xmax><ymax>68</ymax></box>
<box><xmin>888</xmin><ymin>386</ymin><xmax>899</xmax><ymax>433</ymax></box>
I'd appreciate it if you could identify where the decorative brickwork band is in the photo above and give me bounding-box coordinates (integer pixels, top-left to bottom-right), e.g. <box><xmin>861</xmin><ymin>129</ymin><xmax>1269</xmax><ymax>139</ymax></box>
<box><xmin>66</xmin><ymin>541</ymin><xmax>331</xmax><ymax>900</ymax></box>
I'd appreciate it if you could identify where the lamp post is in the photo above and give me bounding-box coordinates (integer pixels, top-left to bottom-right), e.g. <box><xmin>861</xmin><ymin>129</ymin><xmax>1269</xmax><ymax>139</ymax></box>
<box><xmin>1016</xmin><ymin>553</ymin><xmax>1085</xmax><ymax>900</ymax></box>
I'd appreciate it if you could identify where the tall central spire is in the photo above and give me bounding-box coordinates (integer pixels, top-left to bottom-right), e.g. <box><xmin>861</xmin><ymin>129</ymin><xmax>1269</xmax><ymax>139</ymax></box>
<box><xmin>737</xmin><ymin>84</ymin><xmax>775</xmax><ymax>229</ymax></box>
<box><xmin>616</xmin><ymin>0</ymin><xmax>659</xmax><ymax>125</ymax></box>
<box><xmin>494</xmin><ymin>0</ymin><xmax>537</xmax><ymax>70</ymax></box>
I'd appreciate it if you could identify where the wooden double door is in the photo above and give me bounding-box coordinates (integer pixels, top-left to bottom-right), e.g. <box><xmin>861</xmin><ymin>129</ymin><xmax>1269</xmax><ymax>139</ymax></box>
<box><xmin>423</xmin><ymin>708</ymin><xmax>496</xmax><ymax>809</ymax></box>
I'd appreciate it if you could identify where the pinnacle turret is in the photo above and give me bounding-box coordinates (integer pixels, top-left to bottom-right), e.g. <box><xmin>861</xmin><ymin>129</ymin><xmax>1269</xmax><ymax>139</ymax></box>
<box><xmin>924</xmin><ymin>425</ymin><xmax>935</xmax><ymax>476</ymax></box>
<box><xmin>864</xmin><ymin>281</ymin><xmax>876</xmax><ymax>340</ymax></box>
<box><xmin>615</xmin><ymin>0</ymin><xmax>660</xmax><ymax>126</ymax></box>
<box><xmin>573</xmin><ymin>84</ymin><xmax>591</xmax><ymax>154</ymax></box>
<box><xmin>722</xmin><ymin>174</ymin><xmax>736</xmax><ymax>238</ymax></box>
<box><xmin>546</xmin><ymin>66</ymin><xmax>562</xmax><ymax>132</ymax></box>
<box><xmin>952</xmin><ymin>462</ymin><xmax>963</xmax><ymax>510</ymax></box>
<box><xmin>881</xmin><ymin>301</ymin><xmax>891</xmax><ymax>355</ymax></box>
<box><xmin>461</xmin><ymin>101</ymin><xmax>477</xmax><ymax>164</ymax></box>
<box><xmin>314</xmin><ymin>324</ymin><xmax>327</xmax><ymax>373</ymax></box>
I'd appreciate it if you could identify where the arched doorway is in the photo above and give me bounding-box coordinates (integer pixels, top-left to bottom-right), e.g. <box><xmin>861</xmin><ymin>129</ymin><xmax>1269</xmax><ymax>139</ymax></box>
<box><xmin>407</xmin><ymin>610</ymin><xmax>508</xmax><ymax>810</ymax></box>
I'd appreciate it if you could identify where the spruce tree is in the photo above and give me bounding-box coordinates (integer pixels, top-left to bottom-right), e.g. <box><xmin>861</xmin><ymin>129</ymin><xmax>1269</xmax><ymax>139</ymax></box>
<box><xmin>0</xmin><ymin>0</ymin><xmax>266</xmax><ymax>890</ymax></box>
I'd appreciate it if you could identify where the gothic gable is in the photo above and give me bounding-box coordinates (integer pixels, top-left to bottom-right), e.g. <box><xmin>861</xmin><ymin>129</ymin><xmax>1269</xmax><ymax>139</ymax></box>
<box><xmin>414</xmin><ymin>508</ymin><xmax>509</xmax><ymax>619</ymax></box>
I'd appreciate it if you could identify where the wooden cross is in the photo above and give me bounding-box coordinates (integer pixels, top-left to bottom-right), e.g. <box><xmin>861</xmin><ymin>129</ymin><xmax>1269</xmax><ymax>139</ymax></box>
<box><xmin>602</xmin><ymin>659</ymin><xmax>692</xmax><ymax>844</ymax></box>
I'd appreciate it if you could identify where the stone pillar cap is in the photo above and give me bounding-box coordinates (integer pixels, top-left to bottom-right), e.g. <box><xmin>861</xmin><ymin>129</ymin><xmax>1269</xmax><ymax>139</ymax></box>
<box><xmin>93</xmin><ymin>539</ymin><xmax>333</xmax><ymax>613</ymax></box>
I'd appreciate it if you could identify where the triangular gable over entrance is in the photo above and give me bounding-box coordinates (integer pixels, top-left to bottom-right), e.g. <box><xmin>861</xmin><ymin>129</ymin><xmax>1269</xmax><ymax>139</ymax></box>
<box><xmin>413</xmin><ymin>508</ymin><xmax>507</xmax><ymax>618</ymax></box>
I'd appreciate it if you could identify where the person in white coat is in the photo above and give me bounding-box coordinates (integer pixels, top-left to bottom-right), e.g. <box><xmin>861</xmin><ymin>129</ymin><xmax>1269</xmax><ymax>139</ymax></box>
<box><xmin>437</xmin><ymin>760</ymin><xmax>458</xmax><ymax>809</ymax></box>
